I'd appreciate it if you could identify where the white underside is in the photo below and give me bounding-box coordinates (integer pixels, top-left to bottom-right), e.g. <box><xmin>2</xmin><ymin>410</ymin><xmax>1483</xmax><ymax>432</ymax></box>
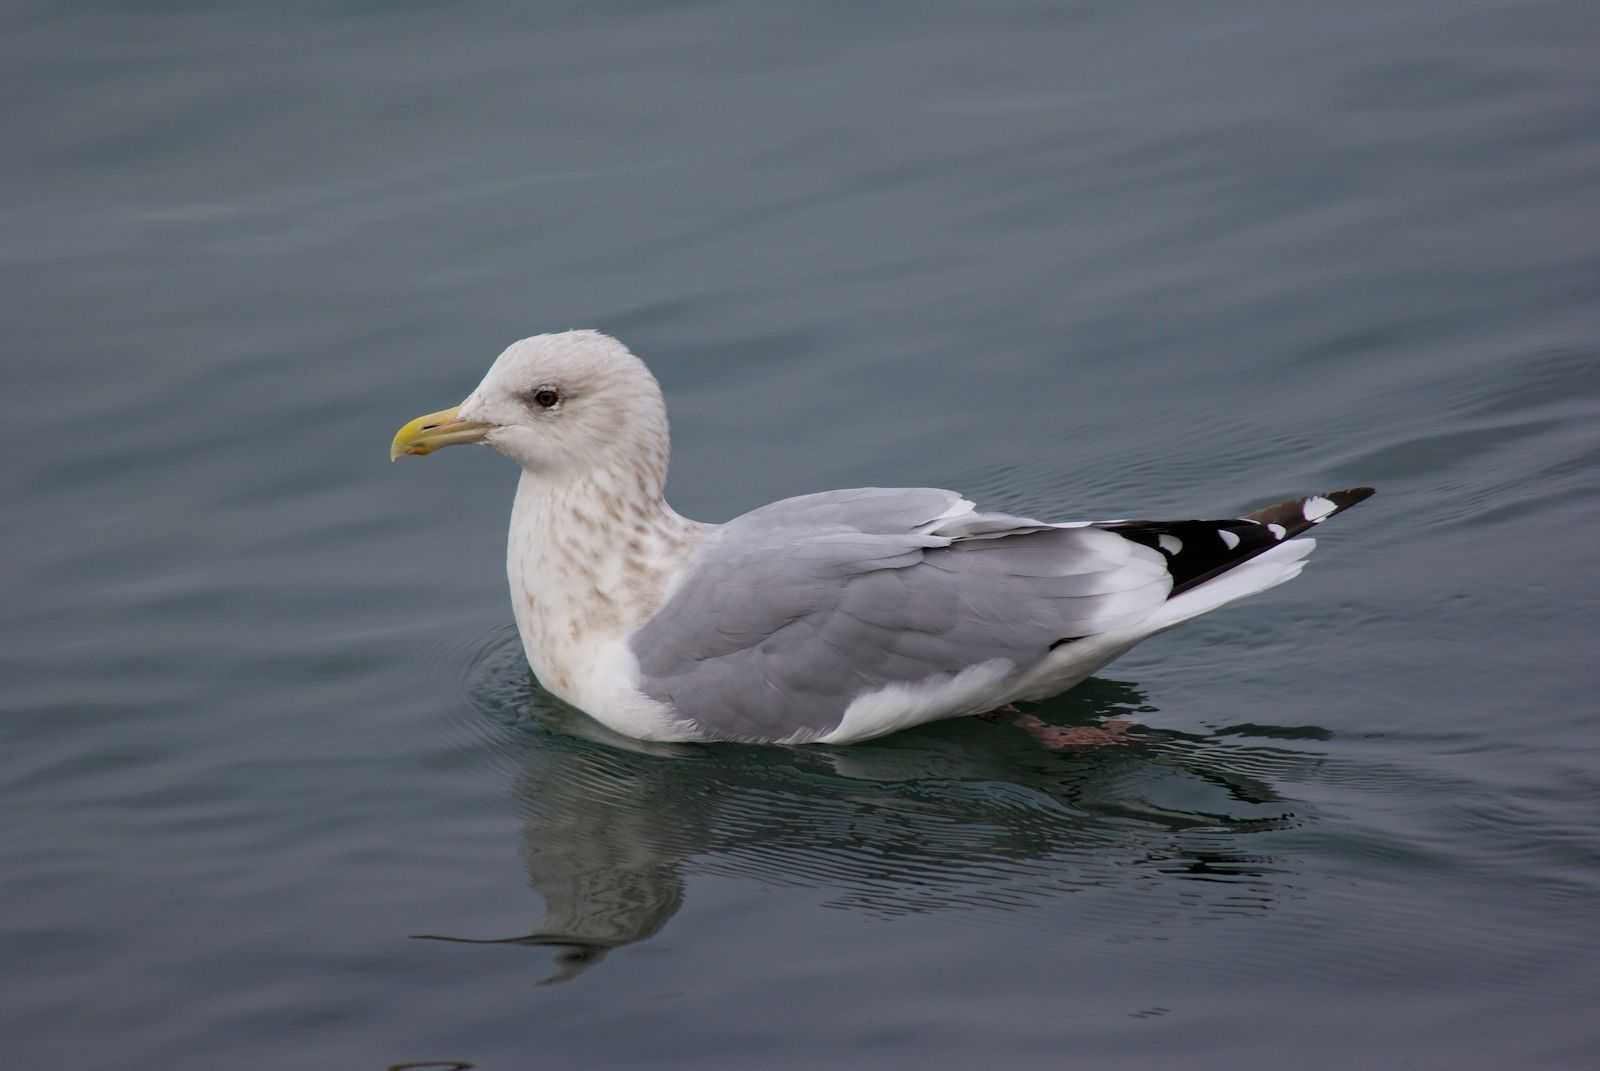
<box><xmin>811</xmin><ymin>657</ymin><xmax>1018</xmax><ymax>744</ymax></box>
<box><xmin>558</xmin><ymin>635</ymin><xmax>707</xmax><ymax>742</ymax></box>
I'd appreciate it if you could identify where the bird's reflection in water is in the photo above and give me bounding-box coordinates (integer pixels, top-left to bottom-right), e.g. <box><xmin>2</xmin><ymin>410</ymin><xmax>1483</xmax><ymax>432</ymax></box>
<box><xmin>419</xmin><ymin>630</ymin><xmax>1331</xmax><ymax>985</ymax></box>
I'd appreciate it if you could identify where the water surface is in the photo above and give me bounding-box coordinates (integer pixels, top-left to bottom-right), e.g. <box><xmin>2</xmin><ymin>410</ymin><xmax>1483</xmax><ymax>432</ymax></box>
<box><xmin>4</xmin><ymin>2</ymin><xmax>1599</xmax><ymax>1067</ymax></box>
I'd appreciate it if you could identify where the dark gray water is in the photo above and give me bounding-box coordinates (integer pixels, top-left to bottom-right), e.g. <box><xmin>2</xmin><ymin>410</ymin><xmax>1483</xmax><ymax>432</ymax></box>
<box><xmin>5</xmin><ymin>2</ymin><xmax>1599</xmax><ymax>1067</ymax></box>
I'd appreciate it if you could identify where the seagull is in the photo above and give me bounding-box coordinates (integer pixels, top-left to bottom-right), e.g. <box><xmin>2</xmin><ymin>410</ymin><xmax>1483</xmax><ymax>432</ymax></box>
<box><xmin>391</xmin><ymin>331</ymin><xmax>1372</xmax><ymax>745</ymax></box>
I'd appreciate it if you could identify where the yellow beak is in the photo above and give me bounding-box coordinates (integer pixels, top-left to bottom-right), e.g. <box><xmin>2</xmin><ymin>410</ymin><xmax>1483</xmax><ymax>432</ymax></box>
<box><xmin>390</xmin><ymin>407</ymin><xmax>494</xmax><ymax>461</ymax></box>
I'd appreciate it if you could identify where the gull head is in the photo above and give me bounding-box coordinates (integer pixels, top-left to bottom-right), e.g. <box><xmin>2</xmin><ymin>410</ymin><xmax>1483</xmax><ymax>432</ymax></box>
<box><xmin>391</xmin><ymin>330</ymin><xmax>670</xmax><ymax>484</ymax></box>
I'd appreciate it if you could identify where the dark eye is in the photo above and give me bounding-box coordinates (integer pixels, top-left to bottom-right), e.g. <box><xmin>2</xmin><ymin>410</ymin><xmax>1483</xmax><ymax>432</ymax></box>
<box><xmin>531</xmin><ymin>387</ymin><xmax>560</xmax><ymax>409</ymax></box>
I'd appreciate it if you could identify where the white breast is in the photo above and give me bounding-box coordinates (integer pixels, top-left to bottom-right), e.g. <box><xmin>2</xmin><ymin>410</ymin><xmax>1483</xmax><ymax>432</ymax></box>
<box><xmin>505</xmin><ymin>470</ymin><xmax>708</xmax><ymax>742</ymax></box>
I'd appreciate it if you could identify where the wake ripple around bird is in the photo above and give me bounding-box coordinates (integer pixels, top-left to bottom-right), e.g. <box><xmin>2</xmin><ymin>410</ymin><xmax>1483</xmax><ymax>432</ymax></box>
<box><xmin>434</xmin><ymin>628</ymin><xmax>1378</xmax><ymax>982</ymax></box>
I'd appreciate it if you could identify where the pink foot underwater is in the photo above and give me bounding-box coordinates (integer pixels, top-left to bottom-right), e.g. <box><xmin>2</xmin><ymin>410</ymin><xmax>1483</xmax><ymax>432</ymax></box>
<box><xmin>1010</xmin><ymin>712</ymin><xmax>1136</xmax><ymax>751</ymax></box>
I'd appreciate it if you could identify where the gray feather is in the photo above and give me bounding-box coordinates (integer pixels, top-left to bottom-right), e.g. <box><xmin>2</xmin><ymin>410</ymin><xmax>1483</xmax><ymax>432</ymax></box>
<box><xmin>631</xmin><ymin>488</ymin><xmax>1171</xmax><ymax>741</ymax></box>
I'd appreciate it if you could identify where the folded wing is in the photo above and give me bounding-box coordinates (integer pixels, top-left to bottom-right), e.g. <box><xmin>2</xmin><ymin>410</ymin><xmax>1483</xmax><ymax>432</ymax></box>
<box><xmin>631</xmin><ymin>488</ymin><xmax>1173</xmax><ymax>741</ymax></box>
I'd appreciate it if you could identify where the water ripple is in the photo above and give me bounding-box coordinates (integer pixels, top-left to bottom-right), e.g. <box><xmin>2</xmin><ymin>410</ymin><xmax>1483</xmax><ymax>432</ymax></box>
<box><xmin>438</xmin><ymin>629</ymin><xmax>1327</xmax><ymax>982</ymax></box>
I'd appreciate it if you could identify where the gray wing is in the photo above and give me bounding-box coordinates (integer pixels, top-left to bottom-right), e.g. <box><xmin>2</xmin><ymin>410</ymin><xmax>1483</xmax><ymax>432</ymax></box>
<box><xmin>630</xmin><ymin>488</ymin><xmax>1171</xmax><ymax>741</ymax></box>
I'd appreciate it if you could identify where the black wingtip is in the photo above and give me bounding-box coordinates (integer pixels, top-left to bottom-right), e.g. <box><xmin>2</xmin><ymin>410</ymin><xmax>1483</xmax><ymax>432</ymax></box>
<box><xmin>1092</xmin><ymin>486</ymin><xmax>1375</xmax><ymax>603</ymax></box>
<box><xmin>1329</xmin><ymin>486</ymin><xmax>1377</xmax><ymax>509</ymax></box>
<box><xmin>1243</xmin><ymin>486</ymin><xmax>1375</xmax><ymax>531</ymax></box>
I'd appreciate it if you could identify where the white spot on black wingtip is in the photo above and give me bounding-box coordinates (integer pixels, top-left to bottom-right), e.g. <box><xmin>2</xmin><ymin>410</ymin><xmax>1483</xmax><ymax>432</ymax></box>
<box><xmin>1218</xmin><ymin>529</ymin><xmax>1241</xmax><ymax>550</ymax></box>
<box><xmin>1268</xmin><ymin>523</ymin><xmax>1287</xmax><ymax>539</ymax></box>
<box><xmin>1303</xmin><ymin>495</ymin><xmax>1337</xmax><ymax>523</ymax></box>
<box><xmin>1158</xmin><ymin>534</ymin><xmax>1183</xmax><ymax>556</ymax></box>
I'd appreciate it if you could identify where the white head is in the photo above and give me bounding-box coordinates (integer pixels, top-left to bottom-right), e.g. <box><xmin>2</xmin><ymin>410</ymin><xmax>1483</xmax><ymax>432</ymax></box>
<box><xmin>392</xmin><ymin>330</ymin><xmax>672</xmax><ymax>492</ymax></box>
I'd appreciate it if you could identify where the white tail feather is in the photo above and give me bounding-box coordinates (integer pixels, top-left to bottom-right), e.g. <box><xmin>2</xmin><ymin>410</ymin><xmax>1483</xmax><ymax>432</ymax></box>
<box><xmin>1142</xmin><ymin>537</ymin><xmax>1316</xmax><ymax>632</ymax></box>
<box><xmin>1009</xmin><ymin>538</ymin><xmax>1319</xmax><ymax>702</ymax></box>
